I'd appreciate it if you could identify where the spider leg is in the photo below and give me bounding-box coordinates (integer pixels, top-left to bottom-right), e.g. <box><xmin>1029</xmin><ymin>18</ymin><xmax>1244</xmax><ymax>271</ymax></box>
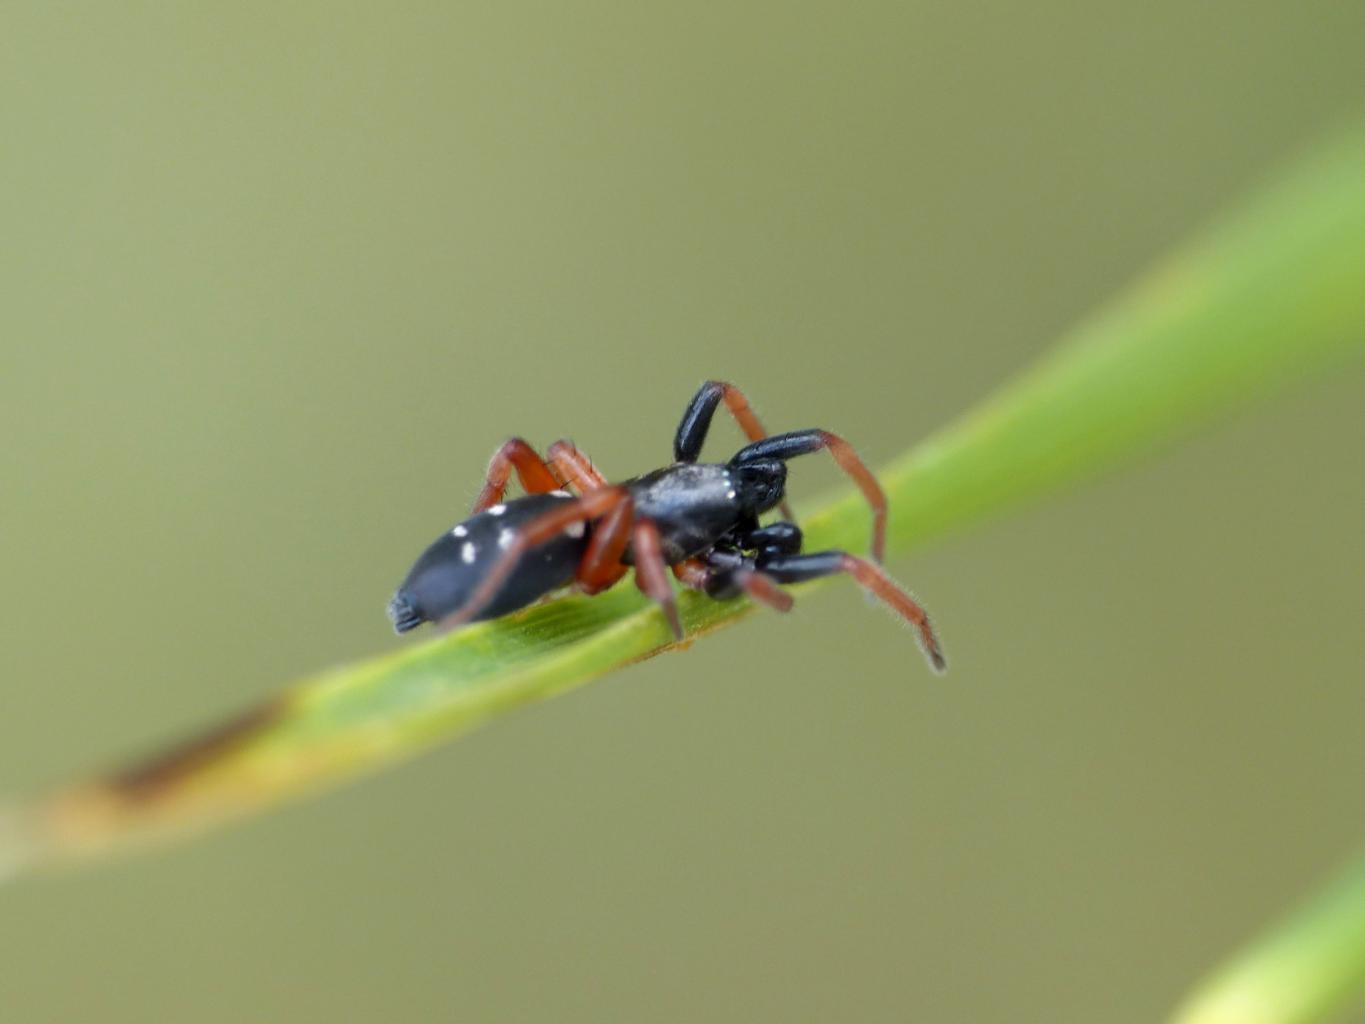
<box><xmin>731</xmin><ymin>430</ymin><xmax>888</xmax><ymax>563</ymax></box>
<box><xmin>472</xmin><ymin>438</ymin><xmax>562</xmax><ymax>512</ymax></box>
<box><xmin>673</xmin><ymin>380</ymin><xmax>795</xmax><ymax>520</ymax></box>
<box><xmin>632</xmin><ymin>519</ymin><xmax>684</xmax><ymax>641</ymax></box>
<box><xmin>441</xmin><ymin>486</ymin><xmax>630</xmax><ymax>628</ymax></box>
<box><xmin>547</xmin><ymin>440</ymin><xmax>608</xmax><ymax>495</ymax></box>
<box><xmin>575</xmin><ymin>494</ymin><xmax>633</xmax><ymax>595</ymax></box>
<box><xmin>544</xmin><ymin>439</ymin><xmax>627</xmax><ymax>593</ymax></box>
<box><xmin>757</xmin><ymin>551</ymin><xmax>946</xmax><ymax>673</ymax></box>
<box><xmin>673</xmin><ymin>556</ymin><xmax>794</xmax><ymax>613</ymax></box>
<box><xmin>731</xmin><ymin>568</ymin><xmax>795</xmax><ymax>612</ymax></box>
<box><xmin>671</xmin><ymin>558</ymin><xmax>711</xmax><ymax>590</ymax></box>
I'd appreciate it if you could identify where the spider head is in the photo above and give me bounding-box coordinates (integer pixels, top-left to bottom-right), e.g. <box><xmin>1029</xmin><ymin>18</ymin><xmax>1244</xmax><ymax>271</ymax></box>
<box><xmin>731</xmin><ymin>457</ymin><xmax>787</xmax><ymax>515</ymax></box>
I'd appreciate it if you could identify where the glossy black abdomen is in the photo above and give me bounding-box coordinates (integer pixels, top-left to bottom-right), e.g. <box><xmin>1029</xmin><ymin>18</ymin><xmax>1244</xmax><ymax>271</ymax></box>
<box><xmin>388</xmin><ymin>492</ymin><xmax>589</xmax><ymax>631</ymax></box>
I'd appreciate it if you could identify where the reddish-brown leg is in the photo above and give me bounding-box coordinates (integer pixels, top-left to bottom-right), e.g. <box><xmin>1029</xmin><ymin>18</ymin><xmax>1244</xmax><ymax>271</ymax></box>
<box><xmin>441</xmin><ymin>486</ymin><xmax>630</xmax><ymax>628</ymax></box>
<box><xmin>632</xmin><ymin>519</ymin><xmax>683</xmax><ymax>641</ymax></box>
<box><xmin>547</xmin><ymin>440</ymin><xmax>608</xmax><ymax>495</ymax></box>
<box><xmin>575</xmin><ymin>495</ymin><xmax>633</xmax><ymax>595</ymax></box>
<box><xmin>671</xmin><ymin>558</ymin><xmax>711</xmax><ymax>590</ymax></box>
<box><xmin>827</xmin><ymin>555</ymin><xmax>943</xmax><ymax>671</ymax></box>
<box><xmin>672</xmin><ymin>559</ymin><xmax>794</xmax><ymax>613</ymax></box>
<box><xmin>714</xmin><ymin>381</ymin><xmax>773</xmax><ymax>444</ymax></box>
<box><xmin>752</xmin><ymin>550</ymin><xmax>943</xmax><ymax>671</ymax></box>
<box><xmin>813</xmin><ymin>432</ymin><xmax>887</xmax><ymax>564</ymax></box>
<box><xmin>843</xmin><ymin>555</ymin><xmax>943</xmax><ymax>671</ymax></box>
<box><xmin>734</xmin><ymin>569</ymin><xmax>796</xmax><ymax>612</ymax></box>
<box><xmin>471</xmin><ymin>438</ymin><xmax>562</xmax><ymax>512</ymax></box>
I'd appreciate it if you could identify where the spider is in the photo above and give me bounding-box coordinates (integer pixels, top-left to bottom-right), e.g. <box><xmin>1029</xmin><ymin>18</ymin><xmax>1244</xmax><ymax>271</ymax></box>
<box><xmin>387</xmin><ymin>381</ymin><xmax>945</xmax><ymax>671</ymax></box>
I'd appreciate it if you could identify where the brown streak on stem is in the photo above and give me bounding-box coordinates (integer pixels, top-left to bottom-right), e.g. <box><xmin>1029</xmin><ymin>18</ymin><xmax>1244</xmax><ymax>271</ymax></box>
<box><xmin>105</xmin><ymin>699</ymin><xmax>289</xmax><ymax>803</ymax></box>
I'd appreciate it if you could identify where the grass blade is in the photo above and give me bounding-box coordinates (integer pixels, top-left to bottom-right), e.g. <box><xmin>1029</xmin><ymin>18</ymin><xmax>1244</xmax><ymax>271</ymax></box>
<box><xmin>7</xmin><ymin>123</ymin><xmax>1365</xmax><ymax>879</ymax></box>
<box><xmin>1173</xmin><ymin>852</ymin><xmax>1365</xmax><ymax>1024</ymax></box>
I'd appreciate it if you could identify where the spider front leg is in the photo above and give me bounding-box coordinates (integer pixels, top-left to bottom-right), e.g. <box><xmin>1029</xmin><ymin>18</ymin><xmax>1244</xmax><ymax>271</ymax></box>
<box><xmin>674</xmin><ymin>556</ymin><xmax>794</xmax><ymax>613</ymax></box>
<box><xmin>472</xmin><ymin>438</ymin><xmax>563</xmax><ymax>512</ymax></box>
<box><xmin>673</xmin><ymin>380</ymin><xmax>795</xmax><ymax>521</ymax></box>
<box><xmin>672</xmin><ymin>520</ymin><xmax>803</xmax><ymax>610</ymax></box>
<box><xmin>732</xmin><ymin>430</ymin><xmax>888</xmax><ymax>563</ymax></box>
<box><xmin>756</xmin><ymin>551</ymin><xmax>946</xmax><ymax>673</ymax></box>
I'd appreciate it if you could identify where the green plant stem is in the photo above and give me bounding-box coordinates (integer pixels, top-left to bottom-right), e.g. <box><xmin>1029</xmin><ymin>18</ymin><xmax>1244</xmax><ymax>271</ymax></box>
<box><xmin>1174</xmin><ymin>852</ymin><xmax>1365</xmax><ymax>1024</ymax></box>
<box><xmin>7</xmin><ymin>124</ymin><xmax>1365</xmax><ymax>890</ymax></box>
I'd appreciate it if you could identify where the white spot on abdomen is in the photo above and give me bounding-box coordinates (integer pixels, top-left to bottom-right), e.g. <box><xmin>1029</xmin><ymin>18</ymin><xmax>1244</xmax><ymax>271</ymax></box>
<box><xmin>564</xmin><ymin>520</ymin><xmax>585</xmax><ymax>539</ymax></box>
<box><xmin>488</xmin><ymin>504</ymin><xmax>506</xmax><ymax>516</ymax></box>
<box><xmin>498</xmin><ymin>529</ymin><xmax>515</xmax><ymax>549</ymax></box>
<box><xmin>461</xmin><ymin>541</ymin><xmax>477</xmax><ymax>564</ymax></box>
<box><xmin>452</xmin><ymin>524</ymin><xmax>468</xmax><ymax>537</ymax></box>
<box><xmin>726</xmin><ymin>490</ymin><xmax>736</xmax><ymax>500</ymax></box>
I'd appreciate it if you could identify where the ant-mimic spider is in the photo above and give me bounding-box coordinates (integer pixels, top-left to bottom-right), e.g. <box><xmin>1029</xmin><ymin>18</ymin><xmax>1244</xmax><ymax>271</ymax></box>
<box><xmin>388</xmin><ymin>381</ymin><xmax>945</xmax><ymax>672</ymax></box>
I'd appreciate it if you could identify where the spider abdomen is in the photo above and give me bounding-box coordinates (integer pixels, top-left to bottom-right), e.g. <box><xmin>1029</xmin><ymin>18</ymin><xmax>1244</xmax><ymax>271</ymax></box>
<box><xmin>388</xmin><ymin>491</ymin><xmax>590</xmax><ymax>631</ymax></box>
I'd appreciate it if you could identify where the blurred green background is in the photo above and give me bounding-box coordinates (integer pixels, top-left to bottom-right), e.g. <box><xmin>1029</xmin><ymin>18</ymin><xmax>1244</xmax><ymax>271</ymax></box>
<box><xmin>2</xmin><ymin>3</ymin><xmax>1363</xmax><ymax>1021</ymax></box>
